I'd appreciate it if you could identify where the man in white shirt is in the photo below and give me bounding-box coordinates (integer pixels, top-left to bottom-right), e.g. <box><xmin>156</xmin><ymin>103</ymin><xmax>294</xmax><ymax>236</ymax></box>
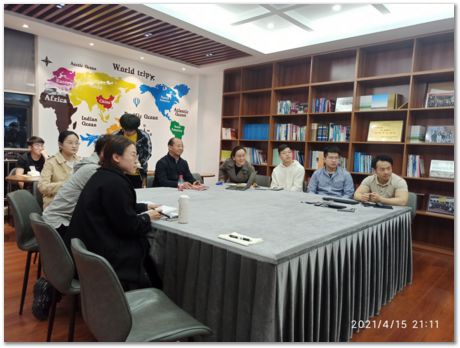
<box><xmin>271</xmin><ymin>144</ymin><xmax>305</xmax><ymax>192</ymax></box>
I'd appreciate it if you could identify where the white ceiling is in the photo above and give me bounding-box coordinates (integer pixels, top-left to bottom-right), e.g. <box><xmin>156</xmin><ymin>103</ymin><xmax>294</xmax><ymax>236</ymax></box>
<box><xmin>146</xmin><ymin>3</ymin><xmax>454</xmax><ymax>54</ymax></box>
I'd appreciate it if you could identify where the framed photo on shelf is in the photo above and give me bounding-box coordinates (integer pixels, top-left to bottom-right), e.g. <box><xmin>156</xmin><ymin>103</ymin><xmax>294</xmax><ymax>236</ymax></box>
<box><xmin>425</xmin><ymin>125</ymin><xmax>454</xmax><ymax>144</ymax></box>
<box><xmin>429</xmin><ymin>160</ymin><xmax>454</xmax><ymax>179</ymax></box>
<box><xmin>425</xmin><ymin>92</ymin><xmax>454</xmax><ymax>108</ymax></box>
<box><xmin>427</xmin><ymin>194</ymin><xmax>454</xmax><ymax>216</ymax></box>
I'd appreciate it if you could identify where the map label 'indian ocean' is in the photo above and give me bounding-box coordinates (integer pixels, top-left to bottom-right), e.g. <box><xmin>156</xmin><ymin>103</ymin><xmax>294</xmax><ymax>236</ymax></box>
<box><xmin>113</xmin><ymin>63</ymin><xmax>156</xmax><ymax>81</ymax></box>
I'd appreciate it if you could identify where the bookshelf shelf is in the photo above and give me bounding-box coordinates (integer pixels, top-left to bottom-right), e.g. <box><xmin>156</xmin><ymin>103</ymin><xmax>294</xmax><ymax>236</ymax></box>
<box><xmin>221</xmin><ymin>30</ymin><xmax>454</xmax><ymax>251</ymax></box>
<box><xmin>416</xmin><ymin>210</ymin><xmax>454</xmax><ymax>220</ymax></box>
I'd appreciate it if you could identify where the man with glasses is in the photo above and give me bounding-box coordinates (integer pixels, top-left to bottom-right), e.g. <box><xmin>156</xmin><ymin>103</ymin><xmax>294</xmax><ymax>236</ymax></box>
<box><xmin>307</xmin><ymin>146</ymin><xmax>354</xmax><ymax>198</ymax></box>
<box><xmin>15</xmin><ymin>136</ymin><xmax>48</xmax><ymax>189</ymax></box>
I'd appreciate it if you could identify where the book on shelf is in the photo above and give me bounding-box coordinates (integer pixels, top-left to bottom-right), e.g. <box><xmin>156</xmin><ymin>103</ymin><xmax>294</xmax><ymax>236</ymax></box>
<box><xmin>311</xmin><ymin>123</ymin><xmax>318</xmax><ymax>141</ymax></box>
<box><xmin>427</xmin><ymin>194</ymin><xmax>454</xmax><ymax>216</ymax></box>
<box><xmin>220</xmin><ymin>150</ymin><xmax>232</xmax><ymax>161</ymax></box>
<box><xmin>424</xmin><ymin>81</ymin><xmax>454</xmax><ymax>108</ymax></box>
<box><xmin>313</xmin><ymin>98</ymin><xmax>336</xmax><ymax>112</ymax></box>
<box><xmin>242</xmin><ymin>123</ymin><xmax>269</xmax><ymax>140</ymax></box>
<box><xmin>425</xmin><ymin>125</ymin><xmax>454</xmax><ymax>144</ymax></box>
<box><xmin>353</xmin><ymin>152</ymin><xmax>373</xmax><ymax>173</ymax></box>
<box><xmin>277</xmin><ymin>100</ymin><xmax>308</xmax><ymax>114</ymax></box>
<box><xmin>244</xmin><ymin>147</ymin><xmax>267</xmax><ymax>165</ymax></box>
<box><xmin>273</xmin><ymin>148</ymin><xmax>304</xmax><ymax>166</ymax></box>
<box><xmin>274</xmin><ymin>123</ymin><xmax>306</xmax><ymax>141</ymax></box>
<box><xmin>310</xmin><ymin>151</ymin><xmax>324</xmax><ymax>169</ymax></box>
<box><xmin>409</xmin><ymin>125</ymin><xmax>426</xmax><ymax>143</ymax></box>
<box><xmin>367</xmin><ymin>120</ymin><xmax>404</xmax><ymax>142</ymax></box>
<box><xmin>359</xmin><ymin>93</ymin><xmax>402</xmax><ymax>110</ymax></box>
<box><xmin>406</xmin><ymin>154</ymin><xmax>426</xmax><ymax>177</ymax></box>
<box><xmin>335</xmin><ymin>97</ymin><xmax>353</xmax><ymax>112</ymax></box>
<box><xmin>429</xmin><ymin>160</ymin><xmax>454</xmax><ymax>179</ymax></box>
<box><xmin>277</xmin><ymin>100</ymin><xmax>291</xmax><ymax>114</ymax></box>
<box><xmin>221</xmin><ymin>128</ymin><xmax>237</xmax><ymax>140</ymax></box>
<box><xmin>311</xmin><ymin>123</ymin><xmax>349</xmax><ymax>142</ymax></box>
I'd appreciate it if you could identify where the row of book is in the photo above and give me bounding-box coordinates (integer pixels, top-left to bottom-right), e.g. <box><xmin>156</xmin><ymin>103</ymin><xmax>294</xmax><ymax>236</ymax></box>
<box><xmin>274</xmin><ymin>123</ymin><xmax>306</xmax><ymax>141</ymax></box>
<box><xmin>406</xmin><ymin>154</ymin><xmax>425</xmax><ymax>177</ymax></box>
<box><xmin>221</xmin><ymin>128</ymin><xmax>237</xmax><ymax>140</ymax></box>
<box><xmin>244</xmin><ymin>147</ymin><xmax>267</xmax><ymax>165</ymax></box>
<box><xmin>272</xmin><ymin>148</ymin><xmax>304</xmax><ymax>166</ymax></box>
<box><xmin>353</xmin><ymin>152</ymin><xmax>373</xmax><ymax>173</ymax></box>
<box><xmin>242</xmin><ymin>123</ymin><xmax>269</xmax><ymax>140</ymax></box>
<box><xmin>310</xmin><ymin>151</ymin><xmax>347</xmax><ymax>169</ymax></box>
<box><xmin>313</xmin><ymin>98</ymin><xmax>336</xmax><ymax>112</ymax></box>
<box><xmin>277</xmin><ymin>100</ymin><xmax>308</xmax><ymax>114</ymax></box>
<box><xmin>311</xmin><ymin>123</ymin><xmax>350</xmax><ymax>142</ymax></box>
<box><xmin>409</xmin><ymin>125</ymin><xmax>454</xmax><ymax>144</ymax></box>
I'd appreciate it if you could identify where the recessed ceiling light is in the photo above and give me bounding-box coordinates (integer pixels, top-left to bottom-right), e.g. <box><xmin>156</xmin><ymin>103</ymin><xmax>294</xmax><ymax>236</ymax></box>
<box><xmin>332</xmin><ymin>4</ymin><xmax>342</xmax><ymax>12</ymax></box>
<box><xmin>181</xmin><ymin>67</ymin><xmax>186</xmax><ymax>71</ymax></box>
<box><xmin>22</xmin><ymin>24</ymin><xmax>29</xmax><ymax>29</ymax></box>
<box><xmin>56</xmin><ymin>4</ymin><xmax>65</xmax><ymax>9</ymax></box>
<box><xmin>144</xmin><ymin>33</ymin><xmax>153</xmax><ymax>38</ymax></box>
<box><xmin>205</xmin><ymin>53</ymin><xmax>214</xmax><ymax>57</ymax></box>
<box><xmin>89</xmin><ymin>42</ymin><xmax>94</xmax><ymax>46</ymax></box>
<box><xmin>267</xmin><ymin>22</ymin><xmax>275</xmax><ymax>30</ymax></box>
<box><xmin>140</xmin><ymin>56</ymin><xmax>144</xmax><ymax>60</ymax></box>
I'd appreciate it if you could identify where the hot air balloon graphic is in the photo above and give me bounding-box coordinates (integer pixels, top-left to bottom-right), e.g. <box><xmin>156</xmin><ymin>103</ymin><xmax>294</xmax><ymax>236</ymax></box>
<box><xmin>133</xmin><ymin>97</ymin><xmax>140</xmax><ymax>107</ymax></box>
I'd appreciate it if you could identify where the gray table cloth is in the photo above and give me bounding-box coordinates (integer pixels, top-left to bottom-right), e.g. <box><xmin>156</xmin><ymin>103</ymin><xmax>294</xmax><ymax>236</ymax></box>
<box><xmin>137</xmin><ymin>186</ymin><xmax>412</xmax><ymax>342</ymax></box>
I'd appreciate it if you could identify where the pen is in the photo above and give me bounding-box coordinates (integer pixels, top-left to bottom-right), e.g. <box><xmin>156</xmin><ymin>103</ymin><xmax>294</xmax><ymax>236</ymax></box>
<box><xmin>229</xmin><ymin>234</ymin><xmax>251</xmax><ymax>242</ymax></box>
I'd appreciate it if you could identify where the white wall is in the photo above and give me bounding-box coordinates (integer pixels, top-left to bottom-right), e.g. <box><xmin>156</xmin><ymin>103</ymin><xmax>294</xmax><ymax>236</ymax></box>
<box><xmin>194</xmin><ymin>72</ymin><xmax>224</xmax><ymax>184</ymax></box>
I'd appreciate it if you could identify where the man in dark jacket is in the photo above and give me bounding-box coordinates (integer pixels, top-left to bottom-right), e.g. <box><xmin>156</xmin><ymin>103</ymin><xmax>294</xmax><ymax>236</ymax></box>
<box><xmin>152</xmin><ymin>137</ymin><xmax>203</xmax><ymax>189</ymax></box>
<box><xmin>114</xmin><ymin>113</ymin><xmax>152</xmax><ymax>188</ymax></box>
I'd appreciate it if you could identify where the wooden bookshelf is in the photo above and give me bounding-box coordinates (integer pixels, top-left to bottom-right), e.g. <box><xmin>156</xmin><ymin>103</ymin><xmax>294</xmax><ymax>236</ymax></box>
<box><xmin>220</xmin><ymin>30</ymin><xmax>454</xmax><ymax>251</ymax></box>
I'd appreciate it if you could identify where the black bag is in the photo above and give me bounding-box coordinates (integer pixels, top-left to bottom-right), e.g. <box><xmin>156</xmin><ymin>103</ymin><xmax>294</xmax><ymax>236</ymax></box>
<box><xmin>31</xmin><ymin>277</ymin><xmax>54</xmax><ymax>321</ymax></box>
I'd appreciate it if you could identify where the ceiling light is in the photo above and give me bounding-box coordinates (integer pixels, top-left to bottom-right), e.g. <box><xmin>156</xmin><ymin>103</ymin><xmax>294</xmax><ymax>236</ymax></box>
<box><xmin>267</xmin><ymin>22</ymin><xmax>275</xmax><ymax>30</ymax></box>
<box><xmin>89</xmin><ymin>42</ymin><xmax>94</xmax><ymax>46</ymax></box>
<box><xmin>205</xmin><ymin>53</ymin><xmax>214</xmax><ymax>57</ymax></box>
<box><xmin>140</xmin><ymin>56</ymin><xmax>144</xmax><ymax>60</ymax></box>
<box><xmin>181</xmin><ymin>67</ymin><xmax>186</xmax><ymax>71</ymax></box>
<box><xmin>22</xmin><ymin>24</ymin><xmax>29</xmax><ymax>29</ymax></box>
<box><xmin>144</xmin><ymin>33</ymin><xmax>153</xmax><ymax>38</ymax></box>
<box><xmin>56</xmin><ymin>4</ymin><xmax>65</xmax><ymax>9</ymax></box>
<box><xmin>332</xmin><ymin>4</ymin><xmax>342</xmax><ymax>12</ymax></box>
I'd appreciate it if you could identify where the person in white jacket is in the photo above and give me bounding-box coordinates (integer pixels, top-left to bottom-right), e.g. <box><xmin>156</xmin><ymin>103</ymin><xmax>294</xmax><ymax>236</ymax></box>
<box><xmin>271</xmin><ymin>144</ymin><xmax>305</xmax><ymax>192</ymax></box>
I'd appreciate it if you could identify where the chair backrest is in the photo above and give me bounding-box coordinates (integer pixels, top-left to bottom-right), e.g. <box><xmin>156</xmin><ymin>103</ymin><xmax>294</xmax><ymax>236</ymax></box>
<box><xmin>29</xmin><ymin>212</ymin><xmax>76</xmax><ymax>294</ymax></box>
<box><xmin>6</xmin><ymin>190</ymin><xmax>42</xmax><ymax>250</ymax></box>
<box><xmin>146</xmin><ymin>175</ymin><xmax>155</xmax><ymax>188</ymax></box>
<box><xmin>7</xmin><ymin>168</ymin><xmax>17</xmax><ymax>193</ymax></box>
<box><xmin>192</xmin><ymin>172</ymin><xmax>203</xmax><ymax>184</ymax></box>
<box><xmin>407</xmin><ymin>192</ymin><xmax>417</xmax><ymax>220</ymax></box>
<box><xmin>71</xmin><ymin>238</ymin><xmax>132</xmax><ymax>342</ymax></box>
<box><xmin>255</xmin><ymin>174</ymin><xmax>271</xmax><ymax>187</ymax></box>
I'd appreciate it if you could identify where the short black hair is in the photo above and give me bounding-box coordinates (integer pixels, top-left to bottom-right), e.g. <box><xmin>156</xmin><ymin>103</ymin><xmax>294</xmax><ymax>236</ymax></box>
<box><xmin>323</xmin><ymin>146</ymin><xmax>340</xmax><ymax>157</ymax></box>
<box><xmin>119</xmin><ymin>113</ymin><xmax>140</xmax><ymax>131</ymax></box>
<box><xmin>27</xmin><ymin>136</ymin><xmax>45</xmax><ymax>146</ymax></box>
<box><xmin>231</xmin><ymin>145</ymin><xmax>246</xmax><ymax>158</ymax></box>
<box><xmin>371</xmin><ymin>154</ymin><xmax>393</xmax><ymax>169</ymax></box>
<box><xmin>278</xmin><ymin>144</ymin><xmax>291</xmax><ymax>154</ymax></box>
<box><xmin>94</xmin><ymin>134</ymin><xmax>112</xmax><ymax>155</ymax></box>
<box><xmin>168</xmin><ymin>137</ymin><xmax>181</xmax><ymax>146</ymax></box>
<box><xmin>58</xmin><ymin>130</ymin><xmax>78</xmax><ymax>144</ymax></box>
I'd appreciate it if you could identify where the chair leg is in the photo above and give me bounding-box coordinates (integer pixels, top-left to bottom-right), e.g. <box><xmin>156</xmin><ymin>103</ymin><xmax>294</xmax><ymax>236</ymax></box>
<box><xmin>33</xmin><ymin>251</ymin><xmax>38</xmax><ymax>264</ymax></box>
<box><xmin>46</xmin><ymin>287</ymin><xmax>58</xmax><ymax>342</ymax></box>
<box><xmin>19</xmin><ymin>251</ymin><xmax>32</xmax><ymax>315</ymax></box>
<box><xmin>67</xmin><ymin>295</ymin><xmax>78</xmax><ymax>342</ymax></box>
<box><xmin>37</xmin><ymin>255</ymin><xmax>41</xmax><ymax>279</ymax></box>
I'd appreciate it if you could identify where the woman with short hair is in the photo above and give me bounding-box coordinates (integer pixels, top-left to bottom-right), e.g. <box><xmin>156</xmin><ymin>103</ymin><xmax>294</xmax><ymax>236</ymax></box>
<box><xmin>219</xmin><ymin>145</ymin><xmax>256</xmax><ymax>184</ymax></box>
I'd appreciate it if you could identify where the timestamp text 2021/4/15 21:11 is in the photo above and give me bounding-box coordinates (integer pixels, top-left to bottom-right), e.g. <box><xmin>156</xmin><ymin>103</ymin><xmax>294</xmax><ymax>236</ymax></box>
<box><xmin>352</xmin><ymin>320</ymin><xmax>439</xmax><ymax>329</ymax></box>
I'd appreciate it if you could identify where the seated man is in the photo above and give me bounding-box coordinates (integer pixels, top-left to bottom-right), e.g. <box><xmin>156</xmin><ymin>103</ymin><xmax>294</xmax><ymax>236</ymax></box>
<box><xmin>270</xmin><ymin>144</ymin><xmax>304</xmax><ymax>192</ymax></box>
<box><xmin>354</xmin><ymin>154</ymin><xmax>408</xmax><ymax>206</ymax></box>
<box><xmin>15</xmin><ymin>136</ymin><xmax>48</xmax><ymax>189</ymax></box>
<box><xmin>152</xmin><ymin>137</ymin><xmax>203</xmax><ymax>189</ymax></box>
<box><xmin>308</xmin><ymin>146</ymin><xmax>354</xmax><ymax>198</ymax></box>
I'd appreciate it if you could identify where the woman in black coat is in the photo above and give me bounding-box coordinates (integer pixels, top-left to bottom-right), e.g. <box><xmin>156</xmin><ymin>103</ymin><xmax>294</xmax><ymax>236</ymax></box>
<box><xmin>67</xmin><ymin>135</ymin><xmax>161</xmax><ymax>290</ymax></box>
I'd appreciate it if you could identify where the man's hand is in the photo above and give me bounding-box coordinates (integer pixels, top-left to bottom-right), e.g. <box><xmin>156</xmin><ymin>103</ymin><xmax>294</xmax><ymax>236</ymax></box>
<box><xmin>359</xmin><ymin>192</ymin><xmax>371</xmax><ymax>202</ymax></box>
<box><xmin>41</xmin><ymin>149</ymin><xmax>49</xmax><ymax>159</ymax></box>
<box><xmin>369</xmin><ymin>192</ymin><xmax>382</xmax><ymax>203</ymax></box>
<box><xmin>147</xmin><ymin>203</ymin><xmax>161</xmax><ymax>210</ymax></box>
<box><xmin>183</xmin><ymin>181</ymin><xmax>194</xmax><ymax>189</ymax></box>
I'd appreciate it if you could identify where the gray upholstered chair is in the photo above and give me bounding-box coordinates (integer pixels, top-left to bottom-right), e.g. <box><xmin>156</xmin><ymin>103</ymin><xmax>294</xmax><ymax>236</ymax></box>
<box><xmin>146</xmin><ymin>175</ymin><xmax>155</xmax><ymax>188</ymax></box>
<box><xmin>6</xmin><ymin>190</ymin><xmax>42</xmax><ymax>315</ymax></box>
<box><xmin>70</xmin><ymin>238</ymin><xmax>212</xmax><ymax>342</ymax></box>
<box><xmin>29</xmin><ymin>213</ymin><xmax>80</xmax><ymax>342</ymax></box>
<box><xmin>32</xmin><ymin>181</ymin><xmax>44</xmax><ymax>210</ymax></box>
<box><xmin>407</xmin><ymin>192</ymin><xmax>417</xmax><ymax>221</ymax></box>
<box><xmin>192</xmin><ymin>172</ymin><xmax>203</xmax><ymax>184</ymax></box>
<box><xmin>255</xmin><ymin>174</ymin><xmax>271</xmax><ymax>187</ymax></box>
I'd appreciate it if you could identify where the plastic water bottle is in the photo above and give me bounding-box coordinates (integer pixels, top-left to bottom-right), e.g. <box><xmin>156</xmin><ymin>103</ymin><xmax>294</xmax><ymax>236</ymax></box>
<box><xmin>178</xmin><ymin>175</ymin><xmax>184</xmax><ymax>191</ymax></box>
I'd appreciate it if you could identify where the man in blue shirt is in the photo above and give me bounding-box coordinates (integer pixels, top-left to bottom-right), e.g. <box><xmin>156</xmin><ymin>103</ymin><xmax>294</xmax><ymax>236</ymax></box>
<box><xmin>307</xmin><ymin>146</ymin><xmax>354</xmax><ymax>198</ymax></box>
